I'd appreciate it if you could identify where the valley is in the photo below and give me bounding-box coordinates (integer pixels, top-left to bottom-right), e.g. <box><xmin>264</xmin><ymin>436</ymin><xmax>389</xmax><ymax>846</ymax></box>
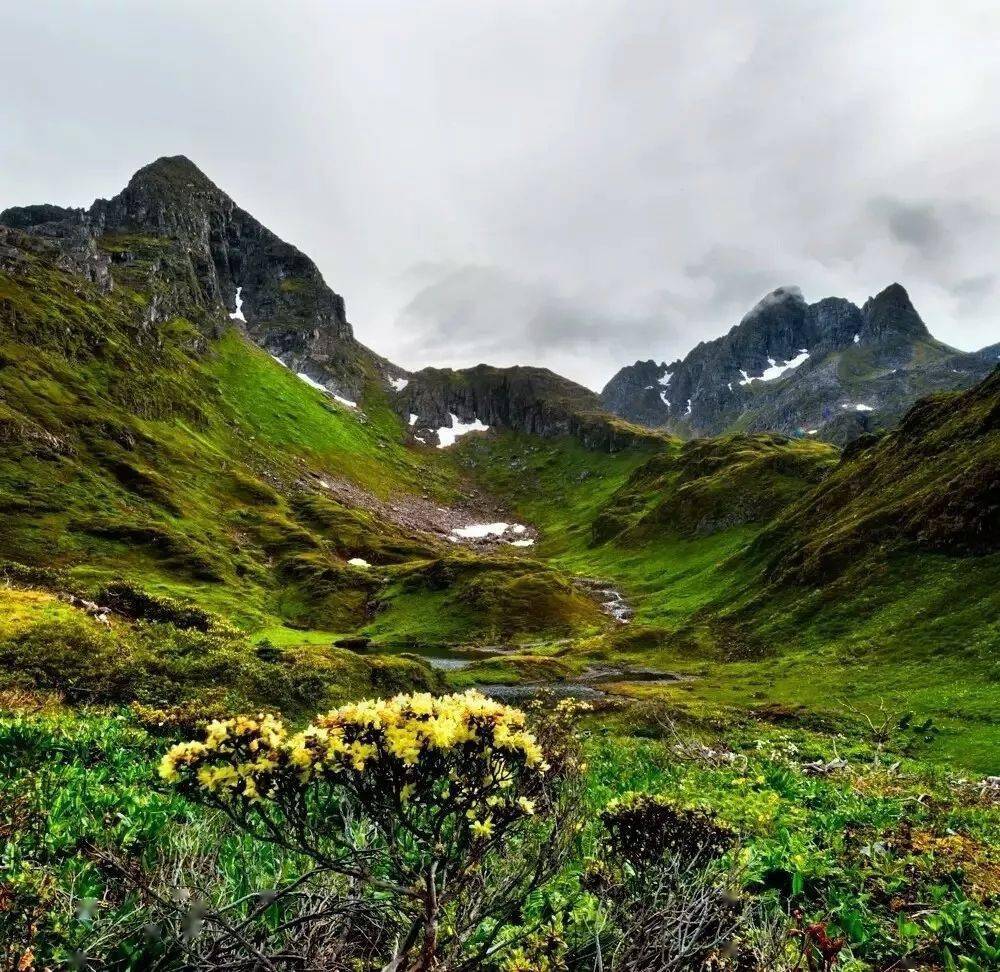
<box><xmin>1</xmin><ymin>158</ymin><xmax>997</xmax><ymax>970</ymax></box>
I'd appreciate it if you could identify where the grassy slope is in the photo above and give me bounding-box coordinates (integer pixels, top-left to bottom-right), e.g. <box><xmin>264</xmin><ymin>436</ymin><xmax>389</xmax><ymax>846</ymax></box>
<box><xmin>0</xmin><ymin>247</ymin><xmax>606</xmax><ymax>710</ymax></box>
<box><xmin>455</xmin><ymin>422</ymin><xmax>1000</xmax><ymax>774</ymax></box>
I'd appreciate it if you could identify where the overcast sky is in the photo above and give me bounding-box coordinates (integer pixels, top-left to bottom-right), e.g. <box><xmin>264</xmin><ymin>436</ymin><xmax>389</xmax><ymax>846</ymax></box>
<box><xmin>3</xmin><ymin>1</ymin><xmax>1000</xmax><ymax>389</ymax></box>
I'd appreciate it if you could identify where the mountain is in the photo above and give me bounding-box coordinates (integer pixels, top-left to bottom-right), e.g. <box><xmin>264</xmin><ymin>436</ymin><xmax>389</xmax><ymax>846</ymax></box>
<box><xmin>0</xmin><ymin>158</ymin><xmax>626</xmax><ymax>715</ymax></box>
<box><xmin>2</xmin><ymin>156</ymin><xmax>653</xmax><ymax>452</ymax></box>
<box><xmin>397</xmin><ymin>363</ymin><xmax>661</xmax><ymax>452</ymax></box>
<box><xmin>1</xmin><ymin>155</ymin><xmax>400</xmax><ymax>400</ymax></box>
<box><xmin>601</xmin><ymin>283</ymin><xmax>998</xmax><ymax>444</ymax></box>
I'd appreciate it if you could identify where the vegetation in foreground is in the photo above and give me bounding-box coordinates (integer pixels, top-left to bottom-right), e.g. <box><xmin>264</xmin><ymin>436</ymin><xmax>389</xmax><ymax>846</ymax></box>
<box><xmin>3</xmin><ymin>690</ymin><xmax>998</xmax><ymax>970</ymax></box>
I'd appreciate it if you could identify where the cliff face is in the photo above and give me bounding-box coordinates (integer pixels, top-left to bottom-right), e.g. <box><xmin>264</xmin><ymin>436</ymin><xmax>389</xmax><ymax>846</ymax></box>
<box><xmin>601</xmin><ymin>284</ymin><xmax>997</xmax><ymax>444</ymax></box>
<box><xmin>1</xmin><ymin>156</ymin><xmax>392</xmax><ymax>398</ymax></box>
<box><xmin>397</xmin><ymin>364</ymin><xmax>664</xmax><ymax>451</ymax></box>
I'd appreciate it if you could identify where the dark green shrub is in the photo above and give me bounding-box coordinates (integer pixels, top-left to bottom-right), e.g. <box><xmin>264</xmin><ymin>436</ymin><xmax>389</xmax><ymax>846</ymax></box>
<box><xmin>0</xmin><ymin>618</ymin><xmax>130</xmax><ymax>702</ymax></box>
<box><xmin>601</xmin><ymin>792</ymin><xmax>734</xmax><ymax>869</ymax></box>
<box><xmin>97</xmin><ymin>581</ymin><xmax>214</xmax><ymax>631</ymax></box>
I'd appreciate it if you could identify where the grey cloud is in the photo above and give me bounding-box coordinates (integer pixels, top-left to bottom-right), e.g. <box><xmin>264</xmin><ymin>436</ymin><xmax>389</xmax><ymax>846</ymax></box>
<box><xmin>948</xmin><ymin>274</ymin><xmax>996</xmax><ymax>308</ymax></box>
<box><xmin>3</xmin><ymin>1</ymin><xmax>1000</xmax><ymax>384</ymax></box>
<box><xmin>684</xmin><ymin>248</ymin><xmax>790</xmax><ymax>318</ymax></box>
<box><xmin>394</xmin><ymin>265</ymin><xmax>679</xmax><ymax>389</ymax></box>
<box><xmin>869</xmin><ymin>198</ymin><xmax>950</xmax><ymax>258</ymax></box>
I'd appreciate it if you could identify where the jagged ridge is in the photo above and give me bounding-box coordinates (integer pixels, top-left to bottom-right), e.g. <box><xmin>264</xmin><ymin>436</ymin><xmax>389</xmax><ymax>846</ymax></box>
<box><xmin>602</xmin><ymin>283</ymin><xmax>997</xmax><ymax>444</ymax></box>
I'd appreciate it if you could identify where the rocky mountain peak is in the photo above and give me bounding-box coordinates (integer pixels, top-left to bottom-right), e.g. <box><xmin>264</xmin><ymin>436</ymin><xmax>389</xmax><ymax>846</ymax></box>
<box><xmin>2</xmin><ymin>157</ymin><xmax>390</xmax><ymax>398</ymax></box>
<box><xmin>742</xmin><ymin>285</ymin><xmax>806</xmax><ymax>320</ymax></box>
<box><xmin>601</xmin><ymin>281</ymin><xmax>995</xmax><ymax>444</ymax></box>
<box><xmin>130</xmin><ymin>154</ymin><xmax>214</xmax><ymax>188</ymax></box>
<box><xmin>861</xmin><ymin>282</ymin><xmax>929</xmax><ymax>342</ymax></box>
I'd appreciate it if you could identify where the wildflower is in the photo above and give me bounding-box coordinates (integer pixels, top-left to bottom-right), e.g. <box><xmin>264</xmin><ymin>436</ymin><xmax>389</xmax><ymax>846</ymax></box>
<box><xmin>471</xmin><ymin>818</ymin><xmax>494</xmax><ymax>839</ymax></box>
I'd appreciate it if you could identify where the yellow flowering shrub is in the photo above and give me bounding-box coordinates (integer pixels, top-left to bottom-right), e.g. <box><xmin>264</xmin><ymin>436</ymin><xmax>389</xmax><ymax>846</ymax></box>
<box><xmin>160</xmin><ymin>691</ymin><xmax>550</xmax><ymax>833</ymax></box>
<box><xmin>159</xmin><ymin>690</ymin><xmax>582</xmax><ymax>969</ymax></box>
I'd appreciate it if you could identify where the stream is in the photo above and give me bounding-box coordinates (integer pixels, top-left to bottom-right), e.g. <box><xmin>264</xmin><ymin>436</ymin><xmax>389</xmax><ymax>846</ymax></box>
<box><xmin>571</xmin><ymin>577</ymin><xmax>633</xmax><ymax>623</ymax></box>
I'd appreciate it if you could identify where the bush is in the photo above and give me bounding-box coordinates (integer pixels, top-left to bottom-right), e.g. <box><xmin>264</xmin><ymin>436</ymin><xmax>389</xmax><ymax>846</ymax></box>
<box><xmin>592</xmin><ymin>793</ymin><xmax>745</xmax><ymax>971</ymax></box>
<box><xmin>0</xmin><ymin>618</ymin><xmax>130</xmax><ymax>703</ymax></box>
<box><xmin>601</xmin><ymin>792</ymin><xmax>734</xmax><ymax>870</ymax></box>
<box><xmin>159</xmin><ymin>690</ymin><xmax>584</xmax><ymax>970</ymax></box>
<box><xmin>97</xmin><ymin>580</ymin><xmax>215</xmax><ymax>631</ymax></box>
<box><xmin>0</xmin><ymin>559</ymin><xmax>68</xmax><ymax>590</ymax></box>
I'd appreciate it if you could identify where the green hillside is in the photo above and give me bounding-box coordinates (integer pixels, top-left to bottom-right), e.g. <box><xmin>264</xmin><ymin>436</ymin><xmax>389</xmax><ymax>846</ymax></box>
<box><xmin>0</xmin><ymin>234</ymin><xmax>609</xmax><ymax>715</ymax></box>
<box><xmin>2</xmin><ymin>161</ymin><xmax>998</xmax><ymax>971</ymax></box>
<box><xmin>453</xmin><ymin>391</ymin><xmax>1000</xmax><ymax>773</ymax></box>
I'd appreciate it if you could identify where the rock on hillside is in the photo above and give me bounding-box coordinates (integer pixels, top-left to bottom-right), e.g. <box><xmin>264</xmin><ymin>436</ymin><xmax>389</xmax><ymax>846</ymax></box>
<box><xmin>602</xmin><ymin>284</ymin><xmax>997</xmax><ymax>444</ymax></box>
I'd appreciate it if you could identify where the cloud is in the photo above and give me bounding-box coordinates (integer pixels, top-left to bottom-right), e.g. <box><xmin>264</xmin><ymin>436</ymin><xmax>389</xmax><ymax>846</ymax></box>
<box><xmin>3</xmin><ymin>1</ymin><xmax>1000</xmax><ymax>383</ymax></box>
<box><xmin>869</xmin><ymin>198</ymin><xmax>949</xmax><ymax>258</ymax></box>
<box><xmin>948</xmin><ymin>273</ymin><xmax>996</xmax><ymax>309</ymax></box>
<box><xmin>393</xmin><ymin>265</ymin><xmax>679</xmax><ymax>389</ymax></box>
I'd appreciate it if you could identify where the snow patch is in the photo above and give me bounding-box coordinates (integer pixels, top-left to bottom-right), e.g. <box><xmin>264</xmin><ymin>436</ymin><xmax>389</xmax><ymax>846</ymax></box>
<box><xmin>347</xmin><ymin>557</ymin><xmax>370</xmax><ymax>568</ymax></box>
<box><xmin>451</xmin><ymin>522</ymin><xmax>512</xmax><ymax>539</ymax></box>
<box><xmin>450</xmin><ymin>522</ymin><xmax>532</xmax><ymax>546</ymax></box>
<box><xmin>841</xmin><ymin>403</ymin><xmax>875</xmax><ymax>412</ymax></box>
<box><xmin>684</xmin><ymin>399</ymin><xmax>692</xmax><ymax>416</ymax></box>
<box><xmin>229</xmin><ymin>286</ymin><xmax>246</xmax><ymax>322</ymax></box>
<box><xmin>853</xmin><ymin>333</ymin><xmax>860</xmax><ymax>344</ymax></box>
<box><xmin>414</xmin><ymin>436</ymin><xmax>426</xmax><ymax>444</ymax></box>
<box><xmin>436</xmin><ymin>413</ymin><xmax>489</xmax><ymax>448</ymax></box>
<box><xmin>742</xmin><ymin>350</ymin><xmax>810</xmax><ymax>385</ymax></box>
<box><xmin>296</xmin><ymin>372</ymin><xmax>327</xmax><ymax>392</ymax></box>
<box><xmin>389</xmin><ymin>377</ymin><xmax>409</xmax><ymax>392</ymax></box>
<box><xmin>271</xmin><ymin>354</ymin><xmax>288</xmax><ymax>369</ymax></box>
<box><xmin>657</xmin><ymin>369</ymin><xmax>674</xmax><ymax>387</ymax></box>
<box><xmin>806</xmin><ymin>429</ymin><xmax>819</xmax><ymax>435</ymax></box>
<box><xmin>660</xmin><ymin>391</ymin><xmax>671</xmax><ymax>406</ymax></box>
<box><xmin>408</xmin><ymin>413</ymin><xmax>419</xmax><ymax>427</ymax></box>
<box><xmin>761</xmin><ymin>349</ymin><xmax>809</xmax><ymax>381</ymax></box>
<box><xmin>294</xmin><ymin>371</ymin><xmax>357</xmax><ymax>407</ymax></box>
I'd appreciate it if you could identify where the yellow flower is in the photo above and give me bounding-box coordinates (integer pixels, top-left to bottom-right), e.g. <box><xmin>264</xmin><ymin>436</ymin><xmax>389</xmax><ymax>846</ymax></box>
<box><xmin>470</xmin><ymin>818</ymin><xmax>494</xmax><ymax>839</ymax></box>
<box><xmin>517</xmin><ymin>797</ymin><xmax>535</xmax><ymax>816</ymax></box>
<box><xmin>158</xmin><ymin>753</ymin><xmax>180</xmax><ymax>783</ymax></box>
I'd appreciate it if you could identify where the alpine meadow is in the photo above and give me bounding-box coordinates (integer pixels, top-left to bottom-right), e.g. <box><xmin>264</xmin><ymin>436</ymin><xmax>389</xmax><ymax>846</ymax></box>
<box><xmin>2</xmin><ymin>6</ymin><xmax>1000</xmax><ymax>970</ymax></box>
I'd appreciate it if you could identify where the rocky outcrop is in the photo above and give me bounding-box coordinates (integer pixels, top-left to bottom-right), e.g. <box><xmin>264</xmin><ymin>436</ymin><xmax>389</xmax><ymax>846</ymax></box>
<box><xmin>398</xmin><ymin>364</ymin><xmax>664</xmax><ymax>452</ymax></box>
<box><xmin>601</xmin><ymin>283</ymin><xmax>997</xmax><ymax>444</ymax></box>
<box><xmin>2</xmin><ymin>156</ymin><xmax>389</xmax><ymax>398</ymax></box>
